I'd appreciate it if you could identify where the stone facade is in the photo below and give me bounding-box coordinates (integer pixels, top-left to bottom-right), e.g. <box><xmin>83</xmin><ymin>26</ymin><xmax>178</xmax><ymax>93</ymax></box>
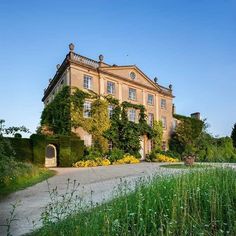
<box><xmin>42</xmin><ymin>44</ymin><xmax>176</xmax><ymax>158</ymax></box>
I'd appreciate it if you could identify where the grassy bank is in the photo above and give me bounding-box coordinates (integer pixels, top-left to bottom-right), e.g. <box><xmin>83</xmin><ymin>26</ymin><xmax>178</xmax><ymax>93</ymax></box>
<box><xmin>32</xmin><ymin>167</ymin><xmax>236</xmax><ymax>236</ymax></box>
<box><xmin>0</xmin><ymin>162</ymin><xmax>55</xmax><ymax>198</ymax></box>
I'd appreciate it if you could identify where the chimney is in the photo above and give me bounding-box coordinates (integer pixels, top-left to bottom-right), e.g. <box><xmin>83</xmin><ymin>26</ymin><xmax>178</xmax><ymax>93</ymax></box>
<box><xmin>191</xmin><ymin>112</ymin><xmax>200</xmax><ymax>120</ymax></box>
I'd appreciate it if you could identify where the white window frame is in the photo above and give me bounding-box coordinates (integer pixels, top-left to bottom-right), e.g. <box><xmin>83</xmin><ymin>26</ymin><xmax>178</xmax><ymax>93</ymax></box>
<box><xmin>107</xmin><ymin>81</ymin><xmax>115</xmax><ymax>94</ymax></box>
<box><xmin>147</xmin><ymin>94</ymin><xmax>154</xmax><ymax>105</ymax></box>
<box><xmin>161</xmin><ymin>98</ymin><xmax>166</xmax><ymax>109</ymax></box>
<box><xmin>148</xmin><ymin>113</ymin><xmax>154</xmax><ymax>127</ymax></box>
<box><xmin>161</xmin><ymin>116</ymin><xmax>167</xmax><ymax>129</ymax></box>
<box><xmin>129</xmin><ymin>88</ymin><xmax>136</xmax><ymax>100</ymax></box>
<box><xmin>128</xmin><ymin>109</ymin><xmax>136</xmax><ymax>122</ymax></box>
<box><xmin>83</xmin><ymin>101</ymin><xmax>92</xmax><ymax>118</ymax></box>
<box><xmin>83</xmin><ymin>75</ymin><xmax>92</xmax><ymax>89</ymax></box>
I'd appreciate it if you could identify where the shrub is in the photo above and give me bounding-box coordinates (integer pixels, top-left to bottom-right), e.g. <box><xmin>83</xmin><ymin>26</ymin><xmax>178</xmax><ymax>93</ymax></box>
<box><xmin>84</xmin><ymin>147</ymin><xmax>102</xmax><ymax>161</ymax></box>
<box><xmin>108</xmin><ymin>148</ymin><xmax>124</xmax><ymax>163</ymax></box>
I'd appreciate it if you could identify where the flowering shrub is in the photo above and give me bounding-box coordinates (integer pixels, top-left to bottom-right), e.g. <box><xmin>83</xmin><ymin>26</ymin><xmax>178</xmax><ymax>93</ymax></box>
<box><xmin>73</xmin><ymin>155</ymin><xmax>140</xmax><ymax>168</ymax></box>
<box><xmin>113</xmin><ymin>154</ymin><xmax>140</xmax><ymax>165</ymax></box>
<box><xmin>155</xmin><ymin>154</ymin><xmax>179</xmax><ymax>163</ymax></box>
<box><xmin>73</xmin><ymin>158</ymin><xmax>111</xmax><ymax>168</ymax></box>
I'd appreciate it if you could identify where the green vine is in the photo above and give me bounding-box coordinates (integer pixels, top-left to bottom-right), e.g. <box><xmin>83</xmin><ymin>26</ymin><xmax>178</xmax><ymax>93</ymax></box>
<box><xmin>40</xmin><ymin>86</ymin><xmax>71</xmax><ymax>135</ymax></box>
<box><xmin>40</xmin><ymin>86</ymin><xmax>163</xmax><ymax>156</ymax></box>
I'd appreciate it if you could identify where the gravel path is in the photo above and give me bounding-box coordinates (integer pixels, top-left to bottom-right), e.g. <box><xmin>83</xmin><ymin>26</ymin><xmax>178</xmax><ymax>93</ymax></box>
<box><xmin>0</xmin><ymin>162</ymin><xmax>235</xmax><ymax>236</ymax></box>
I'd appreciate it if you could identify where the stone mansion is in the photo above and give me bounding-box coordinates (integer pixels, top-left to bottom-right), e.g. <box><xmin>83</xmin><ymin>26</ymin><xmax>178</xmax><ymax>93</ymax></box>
<box><xmin>42</xmin><ymin>43</ymin><xmax>177</xmax><ymax>159</ymax></box>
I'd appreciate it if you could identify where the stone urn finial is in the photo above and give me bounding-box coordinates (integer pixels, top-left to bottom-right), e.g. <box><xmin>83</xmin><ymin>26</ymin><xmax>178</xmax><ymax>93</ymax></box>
<box><xmin>69</xmin><ymin>43</ymin><xmax>75</xmax><ymax>52</ymax></box>
<box><xmin>154</xmin><ymin>77</ymin><xmax>158</xmax><ymax>83</ymax></box>
<box><xmin>169</xmin><ymin>84</ymin><xmax>173</xmax><ymax>90</ymax></box>
<box><xmin>99</xmin><ymin>54</ymin><xmax>104</xmax><ymax>62</ymax></box>
<box><xmin>56</xmin><ymin>64</ymin><xmax>60</xmax><ymax>70</ymax></box>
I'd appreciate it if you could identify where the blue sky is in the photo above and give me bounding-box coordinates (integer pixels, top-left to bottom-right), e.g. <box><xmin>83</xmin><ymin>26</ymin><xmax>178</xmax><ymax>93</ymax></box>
<box><xmin>0</xmin><ymin>0</ymin><xmax>235</xmax><ymax>137</ymax></box>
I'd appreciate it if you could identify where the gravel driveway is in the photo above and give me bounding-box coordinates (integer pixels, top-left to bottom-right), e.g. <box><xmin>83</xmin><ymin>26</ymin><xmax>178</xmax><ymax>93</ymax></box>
<box><xmin>0</xmin><ymin>162</ymin><xmax>235</xmax><ymax>236</ymax></box>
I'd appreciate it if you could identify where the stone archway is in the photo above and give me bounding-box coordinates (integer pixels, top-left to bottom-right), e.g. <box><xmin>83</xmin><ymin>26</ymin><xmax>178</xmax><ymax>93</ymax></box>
<box><xmin>45</xmin><ymin>144</ymin><xmax>57</xmax><ymax>167</ymax></box>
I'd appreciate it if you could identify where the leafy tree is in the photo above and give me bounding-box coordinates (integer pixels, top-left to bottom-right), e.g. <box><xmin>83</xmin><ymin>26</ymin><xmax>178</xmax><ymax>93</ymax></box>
<box><xmin>231</xmin><ymin>123</ymin><xmax>236</xmax><ymax>148</ymax></box>
<box><xmin>196</xmin><ymin>132</ymin><xmax>236</xmax><ymax>162</ymax></box>
<box><xmin>169</xmin><ymin>115</ymin><xmax>204</xmax><ymax>157</ymax></box>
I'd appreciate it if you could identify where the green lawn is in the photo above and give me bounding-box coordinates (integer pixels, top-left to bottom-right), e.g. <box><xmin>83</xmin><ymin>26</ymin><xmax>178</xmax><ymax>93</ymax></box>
<box><xmin>0</xmin><ymin>165</ymin><xmax>55</xmax><ymax>198</ymax></box>
<box><xmin>31</xmin><ymin>167</ymin><xmax>236</xmax><ymax>236</ymax></box>
<box><xmin>160</xmin><ymin>163</ymin><xmax>212</xmax><ymax>169</ymax></box>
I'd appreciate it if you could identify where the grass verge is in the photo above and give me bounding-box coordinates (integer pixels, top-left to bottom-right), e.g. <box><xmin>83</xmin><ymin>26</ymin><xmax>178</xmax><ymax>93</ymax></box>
<box><xmin>31</xmin><ymin>167</ymin><xmax>236</xmax><ymax>236</ymax></box>
<box><xmin>160</xmin><ymin>163</ymin><xmax>212</xmax><ymax>169</ymax></box>
<box><xmin>0</xmin><ymin>165</ymin><xmax>55</xmax><ymax>198</ymax></box>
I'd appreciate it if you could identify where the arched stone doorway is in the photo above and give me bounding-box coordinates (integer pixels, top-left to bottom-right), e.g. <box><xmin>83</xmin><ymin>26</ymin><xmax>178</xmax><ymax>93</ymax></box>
<box><xmin>45</xmin><ymin>144</ymin><xmax>57</xmax><ymax>167</ymax></box>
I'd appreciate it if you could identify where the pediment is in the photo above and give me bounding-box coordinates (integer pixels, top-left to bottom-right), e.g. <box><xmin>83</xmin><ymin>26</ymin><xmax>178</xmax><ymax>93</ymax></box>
<box><xmin>101</xmin><ymin>65</ymin><xmax>161</xmax><ymax>91</ymax></box>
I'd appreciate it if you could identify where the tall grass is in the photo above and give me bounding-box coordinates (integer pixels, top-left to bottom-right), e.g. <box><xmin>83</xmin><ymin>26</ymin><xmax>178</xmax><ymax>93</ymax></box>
<box><xmin>0</xmin><ymin>160</ymin><xmax>55</xmax><ymax>197</ymax></box>
<box><xmin>32</xmin><ymin>168</ymin><xmax>236</xmax><ymax>236</ymax></box>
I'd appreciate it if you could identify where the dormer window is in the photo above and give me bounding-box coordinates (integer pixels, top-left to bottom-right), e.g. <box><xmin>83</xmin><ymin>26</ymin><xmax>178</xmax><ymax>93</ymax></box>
<box><xmin>130</xmin><ymin>72</ymin><xmax>136</xmax><ymax>80</ymax></box>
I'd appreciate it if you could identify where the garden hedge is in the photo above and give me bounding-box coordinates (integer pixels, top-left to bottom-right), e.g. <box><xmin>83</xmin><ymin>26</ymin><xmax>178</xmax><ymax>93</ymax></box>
<box><xmin>6</xmin><ymin>137</ymin><xmax>33</xmax><ymax>162</ymax></box>
<box><xmin>30</xmin><ymin>134</ymin><xmax>84</xmax><ymax>167</ymax></box>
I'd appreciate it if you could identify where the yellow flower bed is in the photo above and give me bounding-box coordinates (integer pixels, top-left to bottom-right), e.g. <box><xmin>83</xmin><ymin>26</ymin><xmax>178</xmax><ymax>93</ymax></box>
<box><xmin>73</xmin><ymin>155</ymin><xmax>140</xmax><ymax>168</ymax></box>
<box><xmin>114</xmin><ymin>154</ymin><xmax>140</xmax><ymax>165</ymax></box>
<box><xmin>73</xmin><ymin>158</ymin><xmax>111</xmax><ymax>168</ymax></box>
<box><xmin>156</xmin><ymin>154</ymin><xmax>179</xmax><ymax>163</ymax></box>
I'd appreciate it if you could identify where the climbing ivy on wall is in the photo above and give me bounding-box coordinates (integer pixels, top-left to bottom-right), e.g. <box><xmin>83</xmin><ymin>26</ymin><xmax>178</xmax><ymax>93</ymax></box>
<box><xmin>40</xmin><ymin>86</ymin><xmax>162</xmax><ymax>156</ymax></box>
<box><xmin>40</xmin><ymin>86</ymin><xmax>71</xmax><ymax>135</ymax></box>
<box><xmin>104</xmin><ymin>99</ymin><xmax>155</xmax><ymax>156</ymax></box>
<box><xmin>90</xmin><ymin>98</ymin><xmax>110</xmax><ymax>153</ymax></box>
<box><xmin>152</xmin><ymin>120</ymin><xmax>163</xmax><ymax>152</ymax></box>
